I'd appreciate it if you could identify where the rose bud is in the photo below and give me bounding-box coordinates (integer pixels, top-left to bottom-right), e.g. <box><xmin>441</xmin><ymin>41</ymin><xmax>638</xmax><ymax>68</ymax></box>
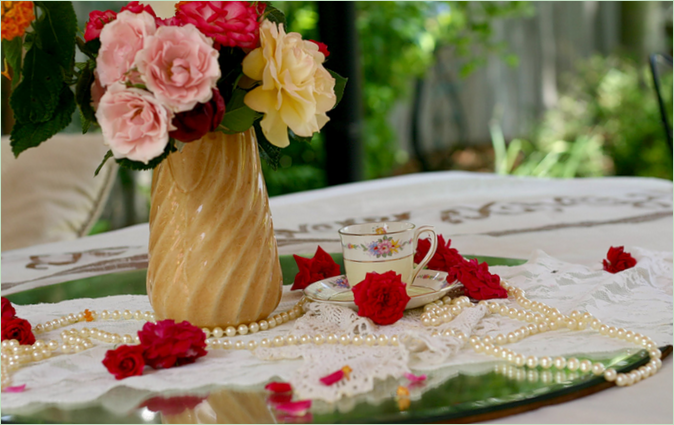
<box><xmin>83</xmin><ymin>9</ymin><xmax>117</xmax><ymax>42</ymax></box>
<box><xmin>169</xmin><ymin>89</ymin><xmax>225</xmax><ymax>143</ymax></box>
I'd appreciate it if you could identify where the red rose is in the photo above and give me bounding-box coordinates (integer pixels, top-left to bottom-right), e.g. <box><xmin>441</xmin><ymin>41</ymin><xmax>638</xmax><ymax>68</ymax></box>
<box><xmin>603</xmin><ymin>246</ymin><xmax>637</xmax><ymax>274</ymax></box>
<box><xmin>414</xmin><ymin>234</ymin><xmax>464</xmax><ymax>282</ymax></box>
<box><xmin>1</xmin><ymin>317</ymin><xmax>36</xmax><ymax>345</ymax></box>
<box><xmin>102</xmin><ymin>344</ymin><xmax>145</xmax><ymax>380</ymax></box>
<box><xmin>291</xmin><ymin>246</ymin><xmax>341</xmax><ymax>291</ymax></box>
<box><xmin>120</xmin><ymin>1</ymin><xmax>157</xmax><ymax>17</ymax></box>
<box><xmin>138</xmin><ymin>320</ymin><xmax>207</xmax><ymax>369</ymax></box>
<box><xmin>169</xmin><ymin>89</ymin><xmax>225</xmax><ymax>142</ymax></box>
<box><xmin>139</xmin><ymin>395</ymin><xmax>207</xmax><ymax>415</ymax></box>
<box><xmin>175</xmin><ymin>1</ymin><xmax>260</xmax><ymax>49</ymax></box>
<box><xmin>352</xmin><ymin>271</ymin><xmax>410</xmax><ymax>325</ymax></box>
<box><xmin>309</xmin><ymin>40</ymin><xmax>330</xmax><ymax>58</ymax></box>
<box><xmin>2</xmin><ymin>297</ymin><xmax>16</xmax><ymax>320</ymax></box>
<box><xmin>83</xmin><ymin>9</ymin><xmax>117</xmax><ymax>42</ymax></box>
<box><xmin>459</xmin><ymin>259</ymin><xmax>507</xmax><ymax>300</ymax></box>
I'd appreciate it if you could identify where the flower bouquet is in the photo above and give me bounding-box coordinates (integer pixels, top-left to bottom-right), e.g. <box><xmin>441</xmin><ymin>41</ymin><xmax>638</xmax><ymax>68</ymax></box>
<box><xmin>2</xmin><ymin>1</ymin><xmax>346</xmax><ymax>328</ymax></box>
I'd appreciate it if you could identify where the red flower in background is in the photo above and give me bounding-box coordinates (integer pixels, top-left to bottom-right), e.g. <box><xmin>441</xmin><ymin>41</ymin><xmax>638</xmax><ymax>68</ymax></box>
<box><xmin>1</xmin><ymin>317</ymin><xmax>35</xmax><ymax>345</ymax></box>
<box><xmin>121</xmin><ymin>1</ymin><xmax>157</xmax><ymax>17</ymax></box>
<box><xmin>292</xmin><ymin>246</ymin><xmax>341</xmax><ymax>291</ymax></box>
<box><xmin>459</xmin><ymin>259</ymin><xmax>507</xmax><ymax>300</ymax></box>
<box><xmin>170</xmin><ymin>88</ymin><xmax>226</xmax><ymax>142</ymax></box>
<box><xmin>603</xmin><ymin>246</ymin><xmax>637</xmax><ymax>273</ymax></box>
<box><xmin>102</xmin><ymin>344</ymin><xmax>145</xmax><ymax>380</ymax></box>
<box><xmin>309</xmin><ymin>40</ymin><xmax>330</xmax><ymax>58</ymax></box>
<box><xmin>414</xmin><ymin>234</ymin><xmax>464</xmax><ymax>282</ymax></box>
<box><xmin>83</xmin><ymin>9</ymin><xmax>117</xmax><ymax>42</ymax></box>
<box><xmin>352</xmin><ymin>271</ymin><xmax>410</xmax><ymax>325</ymax></box>
<box><xmin>175</xmin><ymin>1</ymin><xmax>261</xmax><ymax>49</ymax></box>
<box><xmin>138</xmin><ymin>320</ymin><xmax>207</xmax><ymax>369</ymax></box>
<box><xmin>2</xmin><ymin>297</ymin><xmax>16</xmax><ymax>320</ymax></box>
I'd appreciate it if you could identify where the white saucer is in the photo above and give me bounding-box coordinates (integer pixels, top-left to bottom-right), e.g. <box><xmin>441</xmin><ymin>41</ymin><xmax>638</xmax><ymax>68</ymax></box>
<box><xmin>303</xmin><ymin>270</ymin><xmax>459</xmax><ymax>310</ymax></box>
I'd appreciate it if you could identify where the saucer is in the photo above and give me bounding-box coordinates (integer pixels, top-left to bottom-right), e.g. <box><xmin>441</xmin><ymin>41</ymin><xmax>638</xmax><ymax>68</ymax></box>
<box><xmin>303</xmin><ymin>270</ymin><xmax>459</xmax><ymax>310</ymax></box>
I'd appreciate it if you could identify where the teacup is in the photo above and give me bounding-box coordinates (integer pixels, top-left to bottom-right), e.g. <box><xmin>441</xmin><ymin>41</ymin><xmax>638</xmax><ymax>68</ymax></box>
<box><xmin>338</xmin><ymin>222</ymin><xmax>438</xmax><ymax>287</ymax></box>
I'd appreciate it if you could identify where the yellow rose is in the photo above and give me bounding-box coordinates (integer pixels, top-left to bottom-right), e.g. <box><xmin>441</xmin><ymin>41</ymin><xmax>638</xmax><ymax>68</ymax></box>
<box><xmin>243</xmin><ymin>21</ymin><xmax>336</xmax><ymax>147</ymax></box>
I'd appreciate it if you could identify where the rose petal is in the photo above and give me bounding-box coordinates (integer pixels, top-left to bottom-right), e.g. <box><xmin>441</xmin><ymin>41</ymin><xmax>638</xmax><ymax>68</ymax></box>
<box><xmin>274</xmin><ymin>399</ymin><xmax>312</xmax><ymax>415</ymax></box>
<box><xmin>319</xmin><ymin>369</ymin><xmax>344</xmax><ymax>386</ymax></box>
<box><xmin>265</xmin><ymin>381</ymin><xmax>293</xmax><ymax>393</ymax></box>
<box><xmin>267</xmin><ymin>392</ymin><xmax>293</xmax><ymax>405</ymax></box>
<box><xmin>3</xmin><ymin>384</ymin><xmax>26</xmax><ymax>393</ymax></box>
<box><xmin>404</xmin><ymin>373</ymin><xmax>427</xmax><ymax>383</ymax></box>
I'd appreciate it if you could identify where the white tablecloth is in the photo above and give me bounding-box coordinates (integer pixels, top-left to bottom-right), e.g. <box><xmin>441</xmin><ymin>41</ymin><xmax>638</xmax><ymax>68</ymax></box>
<box><xmin>2</xmin><ymin>171</ymin><xmax>672</xmax><ymax>423</ymax></box>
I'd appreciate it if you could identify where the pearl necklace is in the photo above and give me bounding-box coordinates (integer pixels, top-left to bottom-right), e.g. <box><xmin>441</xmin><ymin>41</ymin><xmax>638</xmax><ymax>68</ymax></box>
<box><xmin>1</xmin><ymin>282</ymin><xmax>663</xmax><ymax>391</ymax></box>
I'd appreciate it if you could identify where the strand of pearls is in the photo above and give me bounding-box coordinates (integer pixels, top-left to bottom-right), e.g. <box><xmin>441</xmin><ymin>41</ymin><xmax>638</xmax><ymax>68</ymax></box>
<box><xmin>418</xmin><ymin>282</ymin><xmax>663</xmax><ymax>387</ymax></box>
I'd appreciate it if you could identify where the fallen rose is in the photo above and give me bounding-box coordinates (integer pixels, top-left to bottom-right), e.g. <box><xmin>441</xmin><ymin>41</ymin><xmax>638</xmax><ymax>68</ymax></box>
<box><xmin>414</xmin><ymin>234</ymin><xmax>464</xmax><ymax>282</ymax></box>
<box><xmin>138</xmin><ymin>319</ymin><xmax>207</xmax><ymax>369</ymax></box>
<box><xmin>102</xmin><ymin>344</ymin><xmax>145</xmax><ymax>380</ymax></box>
<box><xmin>458</xmin><ymin>259</ymin><xmax>507</xmax><ymax>300</ymax></box>
<box><xmin>1</xmin><ymin>317</ymin><xmax>35</xmax><ymax>345</ymax></box>
<box><xmin>291</xmin><ymin>246</ymin><xmax>341</xmax><ymax>291</ymax></box>
<box><xmin>2</xmin><ymin>297</ymin><xmax>16</xmax><ymax>320</ymax></box>
<box><xmin>603</xmin><ymin>246</ymin><xmax>637</xmax><ymax>274</ymax></box>
<box><xmin>352</xmin><ymin>271</ymin><xmax>410</xmax><ymax>325</ymax></box>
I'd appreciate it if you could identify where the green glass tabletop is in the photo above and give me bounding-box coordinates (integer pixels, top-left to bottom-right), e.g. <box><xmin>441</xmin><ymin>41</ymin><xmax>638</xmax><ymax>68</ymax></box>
<box><xmin>2</xmin><ymin>255</ymin><xmax>669</xmax><ymax>424</ymax></box>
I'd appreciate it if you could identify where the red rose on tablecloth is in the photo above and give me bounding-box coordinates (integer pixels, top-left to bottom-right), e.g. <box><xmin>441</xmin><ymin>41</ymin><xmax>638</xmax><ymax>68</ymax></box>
<box><xmin>1</xmin><ymin>317</ymin><xmax>35</xmax><ymax>345</ymax></box>
<box><xmin>309</xmin><ymin>40</ymin><xmax>330</xmax><ymax>58</ymax></box>
<box><xmin>352</xmin><ymin>271</ymin><xmax>410</xmax><ymax>325</ymax></box>
<box><xmin>121</xmin><ymin>1</ymin><xmax>157</xmax><ymax>17</ymax></box>
<box><xmin>602</xmin><ymin>246</ymin><xmax>637</xmax><ymax>274</ymax></box>
<box><xmin>102</xmin><ymin>344</ymin><xmax>146</xmax><ymax>380</ymax></box>
<box><xmin>2</xmin><ymin>297</ymin><xmax>16</xmax><ymax>320</ymax></box>
<box><xmin>140</xmin><ymin>395</ymin><xmax>208</xmax><ymax>415</ymax></box>
<box><xmin>170</xmin><ymin>89</ymin><xmax>225</xmax><ymax>142</ymax></box>
<box><xmin>138</xmin><ymin>320</ymin><xmax>207</xmax><ymax>369</ymax></box>
<box><xmin>291</xmin><ymin>246</ymin><xmax>341</xmax><ymax>291</ymax></box>
<box><xmin>459</xmin><ymin>259</ymin><xmax>507</xmax><ymax>300</ymax></box>
<box><xmin>83</xmin><ymin>9</ymin><xmax>117</xmax><ymax>42</ymax></box>
<box><xmin>175</xmin><ymin>1</ymin><xmax>261</xmax><ymax>49</ymax></box>
<box><xmin>414</xmin><ymin>234</ymin><xmax>464</xmax><ymax>282</ymax></box>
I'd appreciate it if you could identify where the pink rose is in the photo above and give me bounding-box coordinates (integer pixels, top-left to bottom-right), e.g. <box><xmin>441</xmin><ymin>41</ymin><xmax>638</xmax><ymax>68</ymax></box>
<box><xmin>136</xmin><ymin>24</ymin><xmax>220</xmax><ymax>113</ymax></box>
<box><xmin>96</xmin><ymin>11</ymin><xmax>156</xmax><ymax>87</ymax></box>
<box><xmin>96</xmin><ymin>83</ymin><xmax>174</xmax><ymax>164</ymax></box>
<box><xmin>175</xmin><ymin>1</ymin><xmax>260</xmax><ymax>49</ymax></box>
<box><xmin>90</xmin><ymin>69</ymin><xmax>106</xmax><ymax>110</ymax></box>
<box><xmin>83</xmin><ymin>9</ymin><xmax>117</xmax><ymax>42</ymax></box>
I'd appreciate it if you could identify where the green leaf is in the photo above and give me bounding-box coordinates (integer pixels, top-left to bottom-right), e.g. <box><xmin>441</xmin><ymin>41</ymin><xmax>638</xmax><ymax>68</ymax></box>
<box><xmin>75</xmin><ymin>59</ymin><xmax>97</xmax><ymax>132</ymax></box>
<box><xmin>262</xmin><ymin>3</ymin><xmax>286</xmax><ymax>27</ymax></box>
<box><xmin>10</xmin><ymin>84</ymin><xmax>76</xmax><ymax>157</ymax></box>
<box><xmin>9</xmin><ymin>47</ymin><xmax>62</xmax><ymax>123</ymax></box>
<box><xmin>34</xmin><ymin>1</ymin><xmax>77</xmax><ymax>75</ymax></box>
<box><xmin>115</xmin><ymin>141</ymin><xmax>178</xmax><ymax>171</ymax></box>
<box><xmin>254</xmin><ymin>122</ymin><xmax>281</xmax><ymax>170</ymax></box>
<box><xmin>219</xmin><ymin>88</ymin><xmax>262</xmax><ymax>133</ymax></box>
<box><xmin>328</xmin><ymin>70</ymin><xmax>348</xmax><ymax>108</ymax></box>
<box><xmin>2</xmin><ymin>37</ymin><xmax>23</xmax><ymax>89</ymax></box>
<box><xmin>76</xmin><ymin>37</ymin><xmax>100</xmax><ymax>60</ymax></box>
<box><xmin>288</xmin><ymin>129</ymin><xmax>313</xmax><ymax>144</ymax></box>
<box><xmin>94</xmin><ymin>150</ymin><xmax>114</xmax><ymax>176</ymax></box>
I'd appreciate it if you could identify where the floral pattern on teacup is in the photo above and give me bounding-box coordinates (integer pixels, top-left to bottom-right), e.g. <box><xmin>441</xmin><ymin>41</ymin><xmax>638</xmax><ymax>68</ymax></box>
<box><xmin>344</xmin><ymin>236</ymin><xmax>413</xmax><ymax>258</ymax></box>
<box><xmin>334</xmin><ymin>276</ymin><xmax>350</xmax><ymax>289</ymax></box>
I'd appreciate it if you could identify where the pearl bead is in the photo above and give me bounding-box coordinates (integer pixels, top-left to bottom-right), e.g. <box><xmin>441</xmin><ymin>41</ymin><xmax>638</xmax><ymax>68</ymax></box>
<box><xmin>649</xmin><ymin>348</ymin><xmax>662</xmax><ymax>359</ymax></box>
<box><xmin>286</xmin><ymin>335</ymin><xmax>297</xmax><ymax>345</ymax></box>
<box><xmin>553</xmin><ymin>357</ymin><xmax>567</xmax><ymax>369</ymax></box>
<box><xmin>213</xmin><ymin>327</ymin><xmax>224</xmax><ymax>338</ymax></box>
<box><xmin>604</xmin><ymin>368</ymin><xmax>617</xmax><ymax>381</ymax></box>
<box><xmin>378</xmin><ymin>335</ymin><xmax>389</xmax><ymax>346</ymax></box>
<box><xmin>248</xmin><ymin>341</ymin><xmax>258</xmax><ymax>350</ymax></box>
<box><xmin>390</xmin><ymin>335</ymin><xmax>399</xmax><ymax>346</ymax></box>
<box><xmin>47</xmin><ymin>341</ymin><xmax>58</xmax><ymax>351</ymax></box>
<box><xmin>579</xmin><ymin>360</ymin><xmax>592</xmax><ymax>373</ymax></box>
<box><xmin>221</xmin><ymin>340</ymin><xmax>232</xmax><ymax>350</ymax></box>
<box><xmin>273</xmin><ymin>336</ymin><xmax>284</xmax><ymax>347</ymax></box>
<box><xmin>352</xmin><ymin>335</ymin><xmax>363</xmax><ymax>346</ymax></box>
<box><xmin>507</xmin><ymin>332</ymin><xmax>517</xmax><ymax>343</ymax></box>
<box><xmin>260</xmin><ymin>339</ymin><xmax>270</xmax><ymax>348</ymax></box>
<box><xmin>111</xmin><ymin>311</ymin><xmax>121</xmax><ymax>320</ymax></box>
<box><xmin>234</xmin><ymin>341</ymin><xmax>245</xmax><ymax>350</ymax></box>
<box><xmin>327</xmin><ymin>334</ymin><xmax>338</xmax><ymax>344</ymax></box>
<box><xmin>134</xmin><ymin>310</ymin><xmax>143</xmax><ymax>320</ymax></box>
<box><xmin>313</xmin><ymin>335</ymin><xmax>324</xmax><ymax>345</ymax></box>
<box><xmin>514</xmin><ymin>354</ymin><xmax>525</xmax><ymax>367</ymax></box>
<box><xmin>280</xmin><ymin>312</ymin><xmax>289</xmax><ymax>323</ymax></box>
<box><xmin>540</xmin><ymin>356</ymin><xmax>552</xmax><ymax>369</ymax></box>
<box><xmin>123</xmin><ymin>310</ymin><xmax>133</xmax><ymax>320</ymax></box>
<box><xmin>421</xmin><ymin>318</ymin><xmax>432</xmax><ymax>326</ymax></box>
<box><xmin>472</xmin><ymin>342</ymin><xmax>485</xmax><ymax>353</ymax></box>
<box><xmin>249</xmin><ymin>322</ymin><xmax>260</xmax><ymax>334</ymax></box>
<box><xmin>259</xmin><ymin>320</ymin><xmax>269</xmax><ymax>331</ymax></box>
<box><xmin>495</xmin><ymin>334</ymin><xmax>506</xmax><ymax>345</ymax></box>
<box><xmin>288</xmin><ymin>310</ymin><xmax>297</xmax><ymax>320</ymax></box>
<box><xmin>526</xmin><ymin>356</ymin><xmax>538</xmax><ymax>368</ymax></box>
<box><xmin>566</xmin><ymin>358</ymin><xmax>580</xmax><ymax>371</ymax></box>
<box><xmin>237</xmin><ymin>324</ymin><xmax>249</xmax><ymax>335</ymax></box>
<box><xmin>592</xmin><ymin>363</ymin><xmax>605</xmax><ymax>376</ymax></box>
<box><xmin>625</xmin><ymin>330</ymin><xmax>635</xmax><ymax>341</ymax></box>
<box><xmin>122</xmin><ymin>334</ymin><xmax>133</xmax><ymax>344</ymax></box>
<box><xmin>299</xmin><ymin>334</ymin><xmax>310</xmax><ymax>345</ymax></box>
<box><xmin>589</xmin><ymin>319</ymin><xmax>601</xmax><ymax>330</ymax></box>
<box><xmin>365</xmin><ymin>335</ymin><xmax>377</xmax><ymax>346</ymax></box>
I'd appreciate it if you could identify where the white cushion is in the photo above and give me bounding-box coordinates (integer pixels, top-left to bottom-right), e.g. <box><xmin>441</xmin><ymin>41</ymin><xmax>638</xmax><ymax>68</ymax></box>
<box><xmin>1</xmin><ymin>133</ymin><xmax>118</xmax><ymax>251</ymax></box>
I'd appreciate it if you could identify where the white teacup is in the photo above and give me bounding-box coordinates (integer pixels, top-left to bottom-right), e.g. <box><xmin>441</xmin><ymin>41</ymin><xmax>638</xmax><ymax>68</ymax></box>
<box><xmin>338</xmin><ymin>222</ymin><xmax>438</xmax><ymax>287</ymax></box>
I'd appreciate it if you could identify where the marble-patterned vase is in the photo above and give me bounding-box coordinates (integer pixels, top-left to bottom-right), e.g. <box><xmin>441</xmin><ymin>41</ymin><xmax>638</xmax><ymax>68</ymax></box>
<box><xmin>147</xmin><ymin>130</ymin><xmax>283</xmax><ymax>328</ymax></box>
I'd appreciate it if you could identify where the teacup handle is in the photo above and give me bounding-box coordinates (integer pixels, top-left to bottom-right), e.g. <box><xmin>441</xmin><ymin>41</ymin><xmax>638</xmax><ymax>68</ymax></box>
<box><xmin>411</xmin><ymin>225</ymin><xmax>437</xmax><ymax>282</ymax></box>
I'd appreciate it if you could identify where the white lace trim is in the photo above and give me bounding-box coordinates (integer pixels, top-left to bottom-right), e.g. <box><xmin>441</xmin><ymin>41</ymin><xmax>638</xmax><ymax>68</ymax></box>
<box><xmin>3</xmin><ymin>248</ymin><xmax>671</xmax><ymax>413</ymax></box>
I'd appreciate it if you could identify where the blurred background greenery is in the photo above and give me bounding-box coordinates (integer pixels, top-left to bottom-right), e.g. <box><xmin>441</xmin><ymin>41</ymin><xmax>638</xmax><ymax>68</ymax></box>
<box><xmin>2</xmin><ymin>1</ymin><xmax>671</xmax><ymax>234</ymax></box>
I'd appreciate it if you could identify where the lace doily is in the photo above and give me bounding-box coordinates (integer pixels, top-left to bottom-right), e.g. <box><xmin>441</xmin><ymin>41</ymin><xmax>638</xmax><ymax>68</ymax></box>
<box><xmin>3</xmin><ymin>248</ymin><xmax>672</xmax><ymax>414</ymax></box>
